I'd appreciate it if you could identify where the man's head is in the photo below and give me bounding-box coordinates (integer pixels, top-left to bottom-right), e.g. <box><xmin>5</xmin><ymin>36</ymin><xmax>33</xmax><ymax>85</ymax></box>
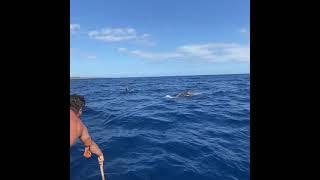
<box><xmin>70</xmin><ymin>94</ymin><xmax>85</xmax><ymax>116</ymax></box>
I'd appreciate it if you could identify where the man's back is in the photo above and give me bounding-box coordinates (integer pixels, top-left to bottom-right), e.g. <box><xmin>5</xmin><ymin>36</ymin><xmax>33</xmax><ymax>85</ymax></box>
<box><xmin>70</xmin><ymin>110</ymin><xmax>82</xmax><ymax>146</ymax></box>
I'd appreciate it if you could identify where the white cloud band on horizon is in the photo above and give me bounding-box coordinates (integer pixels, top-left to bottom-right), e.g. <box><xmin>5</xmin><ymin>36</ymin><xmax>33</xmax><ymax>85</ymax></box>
<box><xmin>118</xmin><ymin>43</ymin><xmax>250</xmax><ymax>62</ymax></box>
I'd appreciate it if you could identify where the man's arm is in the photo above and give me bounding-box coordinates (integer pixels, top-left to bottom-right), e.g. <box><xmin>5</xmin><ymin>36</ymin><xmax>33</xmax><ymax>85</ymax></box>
<box><xmin>79</xmin><ymin>121</ymin><xmax>104</xmax><ymax>164</ymax></box>
<box><xmin>79</xmin><ymin>122</ymin><xmax>93</xmax><ymax>146</ymax></box>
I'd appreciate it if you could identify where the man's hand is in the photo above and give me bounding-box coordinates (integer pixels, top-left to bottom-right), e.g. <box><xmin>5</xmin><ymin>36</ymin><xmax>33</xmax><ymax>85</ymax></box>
<box><xmin>90</xmin><ymin>142</ymin><xmax>103</xmax><ymax>156</ymax></box>
<box><xmin>79</xmin><ymin>121</ymin><xmax>104</xmax><ymax>164</ymax></box>
<box><xmin>92</xmin><ymin>142</ymin><xmax>104</xmax><ymax>165</ymax></box>
<box><xmin>83</xmin><ymin>146</ymin><xmax>92</xmax><ymax>158</ymax></box>
<box><xmin>83</xmin><ymin>142</ymin><xmax>104</xmax><ymax>166</ymax></box>
<box><xmin>98</xmin><ymin>155</ymin><xmax>104</xmax><ymax>165</ymax></box>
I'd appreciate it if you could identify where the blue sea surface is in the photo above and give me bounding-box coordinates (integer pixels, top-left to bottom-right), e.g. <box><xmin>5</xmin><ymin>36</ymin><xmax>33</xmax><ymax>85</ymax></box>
<box><xmin>70</xmin><ymin>74</ymin><xmax>250</xmax><ymax>180</ymax></box>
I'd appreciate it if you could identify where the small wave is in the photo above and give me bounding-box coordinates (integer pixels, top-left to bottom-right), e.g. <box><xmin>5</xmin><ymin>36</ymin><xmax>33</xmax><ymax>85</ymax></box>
<box><xmin>165</xmin><ymin>92</ymin><xmax>202</xmax><ymax>99</ymax></box>
<box><xmin>165</xmin><ymin>95</ymin><xmax>176</xmax><ymax>99</ymax></box>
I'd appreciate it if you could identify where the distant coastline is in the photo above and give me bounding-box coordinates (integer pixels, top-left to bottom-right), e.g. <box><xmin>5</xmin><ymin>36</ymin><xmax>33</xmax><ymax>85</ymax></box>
<box><xmin>70</xmin><ymin>77</ymin><xmax>94</xmax><ymax>80</ymax></box>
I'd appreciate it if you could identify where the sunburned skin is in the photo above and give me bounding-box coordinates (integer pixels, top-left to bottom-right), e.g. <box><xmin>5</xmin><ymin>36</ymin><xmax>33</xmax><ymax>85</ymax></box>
<box><xmin>70</xmin><ymin>110</ymin><xmax>82</xmax><ymax>146</ymax></box>
<box><xmin>70</xmin><ymin>108</ymin><xmax>104</xmax><ymax>164</ymax></box>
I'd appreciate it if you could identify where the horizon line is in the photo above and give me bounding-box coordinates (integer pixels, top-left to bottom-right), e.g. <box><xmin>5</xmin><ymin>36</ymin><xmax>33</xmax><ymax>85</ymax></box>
<box><xmin>70</xmin><ymin>73</ymin><xmax>250</xmax><ymax>79</ymax></box>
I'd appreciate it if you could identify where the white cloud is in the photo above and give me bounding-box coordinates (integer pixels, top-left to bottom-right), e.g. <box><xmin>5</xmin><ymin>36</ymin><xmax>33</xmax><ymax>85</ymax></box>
<box><xmin>70</xmin><ymin>24</ymin><xmax>80</xmax><ymax>33</ymax></box>
<box><xmin>118</xmin><ymin>47</ymin><xmax>181</xmax><ymax>60</ymax></box>
<box><xmin>117</xmin><ymin>48</ymin><xmax>127</xmax><ymax>52</ymax></box>
<box><xmin>87</xmin><ymin>55</ymin><xmax>97</xmax><ymax>59</ymax></box>
<box><xmin>177</xmin><ymin>43</ymin><xmax>250</xmax><ymax>62</ymax></box>
<box><xmin>118</xmin><ymin>43</ymin><xmax>250</xmax><ymax>62</ymax></box>
<box><xmin>88</xmin><ymin>27</ymin><xmax>153</xmax><ymax>45</ymax></box>
<box><xmin>128</xmin><ymin>50</ymin><xmax>182</xmax><ymax>60</ymax></box>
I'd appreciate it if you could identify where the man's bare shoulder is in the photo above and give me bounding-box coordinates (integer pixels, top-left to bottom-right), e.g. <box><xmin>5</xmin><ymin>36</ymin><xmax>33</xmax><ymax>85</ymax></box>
<box><xmin>70</xmin><ymin>110</ymin><xmax>78</xmax><ymax>119</ymax></box>
<box><xmin>70</xmin><ymin>110</ymin><xmax>84</xmax><ymax>131</ymax></box>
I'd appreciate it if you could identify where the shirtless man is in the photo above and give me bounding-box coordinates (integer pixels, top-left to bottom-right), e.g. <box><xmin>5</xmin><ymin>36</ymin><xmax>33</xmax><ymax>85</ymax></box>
<box><xmin>70</xmin><ymin>94</ymin><xmax>104</xmax><ymax>165</ymax></box>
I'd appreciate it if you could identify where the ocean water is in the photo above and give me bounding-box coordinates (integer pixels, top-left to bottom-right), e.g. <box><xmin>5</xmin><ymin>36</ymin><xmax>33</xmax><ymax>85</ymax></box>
<box><xmin>70</xmin><ymin>74</ymin><xmax>250</xmax><ymax>180</ymax></box>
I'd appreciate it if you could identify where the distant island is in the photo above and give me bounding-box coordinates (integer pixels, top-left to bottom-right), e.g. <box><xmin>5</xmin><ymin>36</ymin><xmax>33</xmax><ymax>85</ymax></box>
<box><xmin>70</xmin><ymin>77</ymin><xmax>94</xmax><ymax>79</ymax></box>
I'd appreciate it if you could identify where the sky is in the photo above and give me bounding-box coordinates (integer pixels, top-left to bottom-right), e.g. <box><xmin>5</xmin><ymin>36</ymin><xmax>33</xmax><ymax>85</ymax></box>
<box><xmin>71</xmin><ymin>0</ymin><xmax>250</xmax><ymax>77</ymax></box>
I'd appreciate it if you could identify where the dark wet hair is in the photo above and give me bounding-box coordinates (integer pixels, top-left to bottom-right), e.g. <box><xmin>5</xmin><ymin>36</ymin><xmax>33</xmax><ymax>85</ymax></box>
<box><xmin>70</xmin><ymin>94</ymin><xmax>85</xmax><ymax>113</ymax></box>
